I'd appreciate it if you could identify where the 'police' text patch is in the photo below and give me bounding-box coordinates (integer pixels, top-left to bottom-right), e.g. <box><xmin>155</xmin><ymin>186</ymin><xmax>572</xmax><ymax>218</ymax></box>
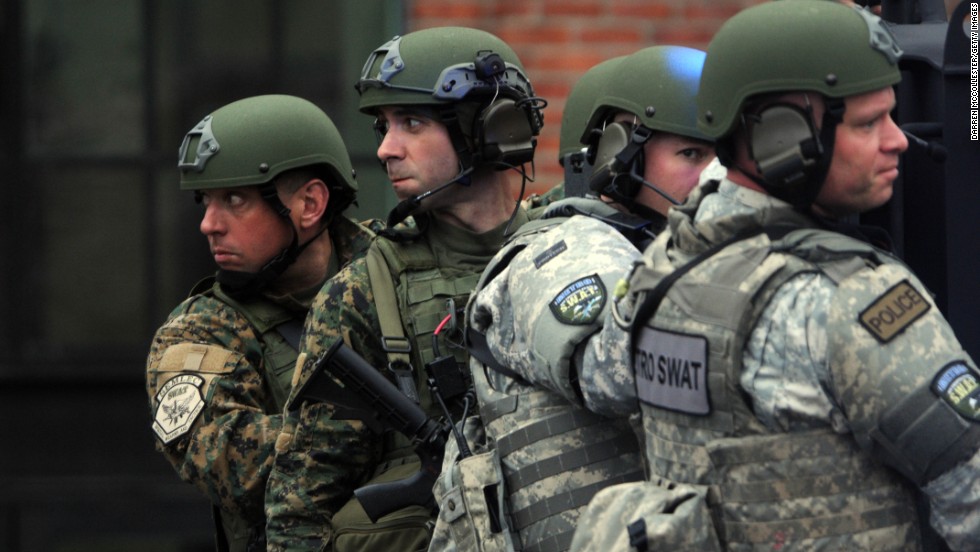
<box><xmin>549</xmin><ymin>274</ymin><xmax>606</xmax><ymax>325</ymax></box>
<box><xmin>634</xmin><ymin>327</ymin><xmax>709</xmax><ymax>415</ymax></box>
<box><xmin>153</xmin><ymin>374</ymin><xmax>206</xmax><ymax>444</ymax></box>
<box><xmin>858</xmin><ymin>279</ymin><xmax>930</xmax><ymax>343</ymax></box>
<box><xmin>932</xmin><ymin>362</ymin><xmax>980</xmax><ymax>422</ymax></box>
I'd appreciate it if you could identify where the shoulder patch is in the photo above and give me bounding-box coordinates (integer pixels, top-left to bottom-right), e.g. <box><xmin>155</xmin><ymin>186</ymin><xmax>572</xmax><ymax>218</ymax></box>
<box><xmin>152</xmin><ymin>374</ymin><xmax>206</xmax><ymax>444</ymax></box>
<box><xmin>932</xmin><ymin>362</ymin><xmax>980</xmax><ymax>422</ymax></box>
<box><xmin>858</xmin><ymin>279</ymin><xmax>931</xmax><ymax>343</ymax></box>
<box><xmin>534</xmin><ymin>239</ymin><xmax>567</xmax><ymax>269</ymax></box>
<box><xmin>634</xmin><ymin>327</ymin><xmax>709</xmax><ymax>415</ymax></box>
<box><xmin>549</xmin><ymin>274</ymin><xmax>606</xmax><ymax>325</ymax></box>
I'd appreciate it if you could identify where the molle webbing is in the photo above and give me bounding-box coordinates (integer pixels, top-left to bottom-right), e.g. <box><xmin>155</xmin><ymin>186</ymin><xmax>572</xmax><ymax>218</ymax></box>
<box><xmin>635</xmin><ymin>225</ymin><xmax>923</xmax><ymax>550</ymax></box>
<box><xmin>705</xmin><ymin>430</ymin><xmax>919</xmax><ymax>550</ymax></box>
<box><xmin>478</xmin><ymin>379</ymin><xmax>643</xmax><ymax>552</ymax></box>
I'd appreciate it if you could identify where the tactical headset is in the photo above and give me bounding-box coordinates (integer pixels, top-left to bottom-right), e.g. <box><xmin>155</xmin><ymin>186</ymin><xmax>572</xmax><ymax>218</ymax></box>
<box><xmin>439</xmin><ymin>50</ymin><xmax>544</xmax><ymax>171</ymax></box>
<box><xmin>356</xmin><ymin>32</ymin><xmax>544</xmax><ymax>173</ymax></box>
<box><xmin>732</xmin><ymin>97</ymin><xmax>843</xmax><ymax>208</ymax></box>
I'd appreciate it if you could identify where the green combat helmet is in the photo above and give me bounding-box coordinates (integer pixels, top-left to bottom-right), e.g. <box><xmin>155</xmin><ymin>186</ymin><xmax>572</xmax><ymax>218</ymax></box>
<box><xmin>558</xmin><ymin>56</ymin><xmax>625</xmax><ymax>197</ymax></box>
<box><xmin>355</xmin><ymin>26</ymin><xmax>544</xmax><ymax>174</ymax></box>
<box><xmin>177</xmin><ymin>94</ymin><xmax>358</xmax><ymax>296</ymax></box>
<box><xmin>585</xmin><ymin>45</ymin><xmax>708</xmax><ymax>219</ymax></box>
<box><xmin>697</xmin><ymin>0</ymin><xmax>902</xmax><ymax>206</ymax></box>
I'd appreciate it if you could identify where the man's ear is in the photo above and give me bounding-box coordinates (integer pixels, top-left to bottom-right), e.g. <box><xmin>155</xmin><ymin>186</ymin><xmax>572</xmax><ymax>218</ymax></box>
<box><xmin>297</xmin><ymin>179</ymin><xmax>329</xmax><ymax>230</ymax></box>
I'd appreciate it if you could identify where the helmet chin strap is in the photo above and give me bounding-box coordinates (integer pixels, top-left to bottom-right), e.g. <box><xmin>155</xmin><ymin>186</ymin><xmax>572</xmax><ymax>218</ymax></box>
<box><xmin>216</xmin><ymin>182</ymin><xmax>327</xmax><ymax>299</ymax></box>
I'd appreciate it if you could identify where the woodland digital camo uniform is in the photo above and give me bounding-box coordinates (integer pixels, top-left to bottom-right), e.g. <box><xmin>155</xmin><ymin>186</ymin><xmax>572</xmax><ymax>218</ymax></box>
<box><xmin>265</xmin><ymin>211</ymin><xmax>531</xmax><ymax>552</ymax></box>
<box><xmin>146</xmin><ymin>93</ymin><xmax>373</xmax><ymax>552</ymax></box>
<box><xmin>146</xmin><ymin>215</ymin><xmax>377</xmax><ymax>546</ymax></box>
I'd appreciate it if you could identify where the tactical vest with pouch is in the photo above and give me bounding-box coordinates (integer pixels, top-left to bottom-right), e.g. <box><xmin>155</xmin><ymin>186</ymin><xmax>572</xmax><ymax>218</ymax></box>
<box><xmin>331</xmin><ymin>229</ymin><xmax>496</xmax><ymax>552</ymax></box>
<box><xmin>627</xmin><ymin>221</ymin><xmax>924</xmax><ymax>551</ymax></box>
<box><xmin>438</xmin><ymin>214</ymin><xmax>647</xmax><ymax>552</ymax></box>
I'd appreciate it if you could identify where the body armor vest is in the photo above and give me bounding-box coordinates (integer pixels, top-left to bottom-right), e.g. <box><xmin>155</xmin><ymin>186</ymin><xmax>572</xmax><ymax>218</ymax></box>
<box><xmin>629</xmin><ymin>224</ymin><xmax>923</xmax><ymax>551</ymax></box>
<box><xmin>368</xmin><ymin>235</ymin><xmax>483</xmax><ymax>463</ymax></box>
<box><xmin>463</xmin><ymin>214</ymin><xmax>646</xmax><ymax>552</ymax></box>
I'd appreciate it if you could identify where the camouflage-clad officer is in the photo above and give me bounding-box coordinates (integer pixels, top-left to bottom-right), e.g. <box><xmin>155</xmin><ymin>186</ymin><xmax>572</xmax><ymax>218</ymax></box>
<box><xmin>145</xmin><ymin>95</ymin><xmax>377</xmax><ymax>552</ymax></box>
<box><xmin>553</xmin><ymin>2</ymin><xmax>980</xmax><ymax>550</ymax></box>
<box><xmin>264</xmin><ymin>27</ymin><xmax>545</xmax><ymax>552</ymax></box>
<box><xmin>444</xmin><ymin>45</ymin><xmax>715</xmax><ymax>552</ymax></box>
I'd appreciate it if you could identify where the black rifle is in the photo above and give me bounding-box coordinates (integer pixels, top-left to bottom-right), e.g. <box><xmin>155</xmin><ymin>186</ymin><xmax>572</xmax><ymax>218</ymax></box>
<box><xmin>291</xmin><ymin>339</ymin><xmax>449</xmax><ymax>523</ymax></box>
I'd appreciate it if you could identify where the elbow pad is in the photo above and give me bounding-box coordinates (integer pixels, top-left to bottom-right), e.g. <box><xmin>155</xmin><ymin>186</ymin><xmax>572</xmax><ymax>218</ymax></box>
<box><xmin>866</xmin><ymin>361</ymin><xmax>980</xmax><ymax>486</ymax></box>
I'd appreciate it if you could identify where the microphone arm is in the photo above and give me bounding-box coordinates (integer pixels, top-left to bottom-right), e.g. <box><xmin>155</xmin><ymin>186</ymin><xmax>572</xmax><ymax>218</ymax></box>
<box><xmin>386</xmin><ymin>166</ymin><xmax>476</xmax><ymax>228</ymax></box>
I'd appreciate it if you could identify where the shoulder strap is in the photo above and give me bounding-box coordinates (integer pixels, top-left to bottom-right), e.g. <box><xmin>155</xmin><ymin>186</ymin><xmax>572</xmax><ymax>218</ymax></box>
<box><xmin>365</xmin><ymin>243</ymin><xmax>420</xmax><ymax>402</ymax></box>
<box><xmin>629</xmin><ymin>226</ymin><xmax>795</xmax><ymax>350</ymax></box>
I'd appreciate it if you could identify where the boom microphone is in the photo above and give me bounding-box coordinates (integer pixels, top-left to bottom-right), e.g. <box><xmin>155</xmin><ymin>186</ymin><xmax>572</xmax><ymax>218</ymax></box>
<box><xmin>386</xmin><ymin>166</ymin><xmax>476</xmax><ymax>228</ymax></box>
<box><xmin>902</xmin><ymin>130</ymin><xmax>947</xmax><ymax>164</ymax></box>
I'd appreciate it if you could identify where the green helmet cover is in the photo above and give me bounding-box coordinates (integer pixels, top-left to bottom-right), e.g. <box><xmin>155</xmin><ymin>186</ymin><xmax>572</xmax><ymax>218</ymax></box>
<box><xmin>697</xmin><ymin>1</ymin><xmax>902</xmax><ymax>139</ymax></box>
<box><xmin>584</xmin><ymin>45</ymin><xmax>709</xmax><ymax>143</ymax></box>
<box><xmin>558</xmin><ymin>56</ymin><xmax>625</xmax><ymax>164</ymax></box>
<box><xmin>355</xmin><ymin>26</ymin><xmax>536</xmax><ymax>114</ymax></box>
<box><xmin>178</xmin><ymin>94</ymin><xmax>357</xmax><ymax>196</ymax></box>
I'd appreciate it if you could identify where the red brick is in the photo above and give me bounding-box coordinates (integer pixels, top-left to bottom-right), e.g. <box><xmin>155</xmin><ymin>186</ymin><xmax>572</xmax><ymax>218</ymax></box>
<box><xmin>580</xmin><ymin>26</ymin><xmax>644</xmax><ymax>44</ymax></box>
<box><xmin>610</xmin><ymin>1</ymin><xmax>675</xmax><ymax>19</ymax></box>
<box><xmin>413</xmin><ymin>2</ymin><xmax>486</xmax><ymax>19</ymax></box>
<box><xmin>543</xmin><ymin>0</ymin><xmax>603</xmax><ymax>17</ymax></box>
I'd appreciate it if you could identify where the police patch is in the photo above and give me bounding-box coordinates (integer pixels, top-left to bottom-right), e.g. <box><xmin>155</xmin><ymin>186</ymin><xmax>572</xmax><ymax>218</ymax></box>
<box><xmin>858</xmin><ymin>279</ymin><xmax>930</xmax><ymax>343</ymax></box>
<box><xmin>152</xmin><ymin>374</ymin><xmax>206</xmax><ymax>444</ymax></box>
<box><xmin>549</xmin><ymin>274</ymin><xmax>606</xmax><ymax>325</ymax></box>
<box><xmin>634</xmin><ymin>327</ymin><xmax>709</xmax><ymax>415</ymax></box>
<box><xmin>932</xmin><ymin>362</ymin><xmax>980</xmax><ymax>422</ymax></box>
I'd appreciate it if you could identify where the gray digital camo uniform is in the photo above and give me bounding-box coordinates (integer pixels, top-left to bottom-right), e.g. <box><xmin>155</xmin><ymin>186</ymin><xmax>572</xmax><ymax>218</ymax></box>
<box><xmin>146</xmin><ymin>216</ymin><xmax>377</xmax><ymax>552</ymax></box>
<box><xmin>430</xmin><ymin>208</ymin><xmax>650</xmax><ymax>552</ymax></box>
<box><xmin>576</xmin><ymin>178</ymin><xmax>980</xmax><ymax>551</ymax></box>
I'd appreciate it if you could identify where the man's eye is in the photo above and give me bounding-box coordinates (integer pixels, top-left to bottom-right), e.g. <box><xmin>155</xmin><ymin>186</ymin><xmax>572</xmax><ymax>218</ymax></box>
<box><xmin>228</xmin><ymin>193</ymin><xmax>245</xmax><ymax>207</ymax></box>
<box><xmin>373</xmin><ymin>119</ymin><xmax>389</xmax><ymax>136</ymax></box>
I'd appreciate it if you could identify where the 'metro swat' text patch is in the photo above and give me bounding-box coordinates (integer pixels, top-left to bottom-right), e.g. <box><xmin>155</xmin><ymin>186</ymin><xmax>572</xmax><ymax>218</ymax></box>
<box><xmin>932</xmin><ymin>362</ymin><xmax>980</xmax><ymax>422</ymax></box>
<box><xmin>858</xmin><ymin>279</ymin><xmax>930</xmax><ymax>343</ymax></box>
<box><xmin>634</xmin><ymin>327</ymin><xmax>709</xmax><ymax>415</ymax></box>
<box><xmin>549</xmin><ymin>274</ymin><xmax>606</xmax><ymax>325</ymax></box>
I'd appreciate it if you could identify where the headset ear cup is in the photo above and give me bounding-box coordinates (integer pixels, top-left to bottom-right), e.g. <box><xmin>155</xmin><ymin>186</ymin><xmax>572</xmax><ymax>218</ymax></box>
<box><xmin>749</xmin><ymin>104</ymin><xmax>822</xmax><ymax>193</ymax></box>
<box><xmin>588</xmin><ymin>122</ymin><xmax>631</xmax><ymax>196</ymax></box>
<box><xmin>477</xmin><ymin>98</ymin><xmax>536</xmax><ymax>167</ymax></box>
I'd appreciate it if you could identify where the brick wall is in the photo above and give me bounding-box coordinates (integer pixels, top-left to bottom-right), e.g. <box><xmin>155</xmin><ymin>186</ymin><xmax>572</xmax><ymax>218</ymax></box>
<box><xmin>408</xmin><ymin>0</ymin><xmax>764</xmax><ymax>195</ymax></box>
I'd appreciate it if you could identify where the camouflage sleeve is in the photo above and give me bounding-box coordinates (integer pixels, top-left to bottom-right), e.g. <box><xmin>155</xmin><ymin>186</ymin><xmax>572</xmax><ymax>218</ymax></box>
<box><xmin>923</xmin><ymin>450</ymin><xmax>980</xmax><ymax>552</ymax></box>
<box><xmin>265</xmin><ymin>259</ymin><xmax>382</xmax><ymax>551</ymax></box>
<box><xmin>825</xmin><ymin>262</ymin><xmax>980</xmax><ymax>549</ymax></box>
<box><xmin>741</xmin><ymin>271</ymin><xmax>839</xmax><ymax>432</ymax></box>
<box><xmin>472</xmin><ymin>216</ymin><xmax>639</xmax><ymax>408</ymax></box>
<box><xmin>145</xmin><ymin>296</ymin><xmax>280</xmax><ymax>522</ymax></box>
<box><xmin>577</xmin><ymin>289</ymin><xmax>640</xmax><ymax>418</ymax></box>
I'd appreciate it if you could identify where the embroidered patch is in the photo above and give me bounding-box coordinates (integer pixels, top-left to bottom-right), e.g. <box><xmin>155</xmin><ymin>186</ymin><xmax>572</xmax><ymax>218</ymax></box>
<box><xmin>152</xmin><ymin>374</ymin><xmax>206</xmax><ymax>444</ymax></box>
<box><xmin>634</xmin><ymin>327</ymin><xmax>709</xmax><ymax>415</ymax></box>
<box><xmin>858</xmin><ymin>279</ymin><xmax>931</xmax><ymax>343</ymax></box>
<box><xmin>549</xmin><ymin>274</ymin><xmax>606</xmax><ymax>325</ymax></box>
<box><xmin>932</xmin><ymin>362</ymin><xmax>980</xmax><ymax>422</ymax></box>
<box><xmin>534</xmin><ymin>239</ymin><xmax>567</xmax><ymax>269</ymax></box>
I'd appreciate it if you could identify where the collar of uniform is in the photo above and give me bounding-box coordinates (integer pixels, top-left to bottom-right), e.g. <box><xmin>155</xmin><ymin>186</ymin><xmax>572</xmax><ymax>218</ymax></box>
<box><xmin>427</xmin><ymin>208</ymin><xmax>530</xmax><ymax>260</ymax></box>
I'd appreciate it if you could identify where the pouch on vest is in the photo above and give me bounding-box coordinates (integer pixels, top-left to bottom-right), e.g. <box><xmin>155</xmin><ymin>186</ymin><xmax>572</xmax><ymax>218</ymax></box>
<box><xmin>569</xmin><ymin>481</ymin><xmax>721</xmax><ymax>552</ymax></box>
<box><xmin>331</xmin><ymin>460</ymin><xmax>433</xmax><ymax>552</ymax></box>
<box><xmin>434</xmin><ymin>447</ymin><xmax>518</xmax><ymax>552</ymax></box>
